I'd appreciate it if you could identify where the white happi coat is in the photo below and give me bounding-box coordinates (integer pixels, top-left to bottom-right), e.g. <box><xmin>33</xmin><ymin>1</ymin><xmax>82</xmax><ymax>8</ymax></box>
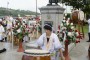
<box><xmin>88</xmin><ymin>19</ymin><xmax>90</xmax><ymax>33</ymax></box>
<box><xmin>0</xmin><ymin>25</ymin><xmax>5</xmax><ymax>40</ymax></box>
<box><xmin>37</xmin><ymin>33</ymin><xmax>62</xmax><ymax>60</ymax></box>
<box><xmin>7</xmin><ymin>17</ymin><xmax>13</xmax><ymax>29</ymax></box>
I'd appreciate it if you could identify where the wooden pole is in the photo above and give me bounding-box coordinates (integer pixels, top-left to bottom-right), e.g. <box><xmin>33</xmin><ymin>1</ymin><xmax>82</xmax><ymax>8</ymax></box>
<box><xmin>78</xmin><ymin>20</ymin><xmax>80</xmax><ymax>40</ymax></box>
<box><xmin>81</xmin><ymin>21</ymin><xmax>84</xmax><ymax>38</ymax></box>
<box><xmin>17</xmin><ymin>41</ymin><xmax>24</xmax><ymax>52</ymax></box>
<box><xmin>64</xmin><ymin>43</ymin><xmax>71</xmax><ymax>60</ymax></box>
<box><xmin>88</xmin><ymin>44</ymin><xmax>90</xmax><ymax>60</ymax></box>
<box><xmin>36</xmin><ymin>23</ymin><xmax>38</xmax><ymax>38</ymax></box>
<box><xmin>11</xmin><ymin>29</ymin><xmax>13</xmax><ymax>49</ymax></box>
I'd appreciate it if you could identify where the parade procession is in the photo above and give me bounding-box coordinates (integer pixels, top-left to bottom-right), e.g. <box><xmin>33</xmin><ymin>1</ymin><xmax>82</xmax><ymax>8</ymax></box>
<box><xmin>0</xmin><ymin>0</ymin><xmax>90</xmax><ymax>60</ymax></box>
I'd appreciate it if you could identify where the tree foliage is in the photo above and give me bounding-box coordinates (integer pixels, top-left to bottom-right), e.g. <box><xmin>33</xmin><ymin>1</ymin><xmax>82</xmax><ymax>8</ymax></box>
<box><xmin>0</xmin><ymin>7</ymin><xmax>40</xmax><ymax>17</ymax></box>
<box><xmin>61</xmin><ymin>0</ymin><xmax>90</xmax><ymax>14</ymax></box>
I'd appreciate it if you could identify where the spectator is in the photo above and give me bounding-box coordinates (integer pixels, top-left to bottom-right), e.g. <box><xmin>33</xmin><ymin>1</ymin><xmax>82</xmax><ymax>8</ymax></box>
<box><xmin>0</xmin><ymin>23</ymin><xmax>5</xmax><ymax>42</ymax></box>
<box><xmin>87</xmin><ymin>16</ymin><xmax>90</xmax><ymax>42</ymax></box>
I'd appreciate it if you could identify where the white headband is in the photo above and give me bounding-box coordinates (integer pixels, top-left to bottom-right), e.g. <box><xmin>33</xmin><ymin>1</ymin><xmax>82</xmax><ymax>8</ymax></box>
<box><xmin>44</xmin><ymin>24</ymin><xmax>52</xmax><ymax>28</ymax></box>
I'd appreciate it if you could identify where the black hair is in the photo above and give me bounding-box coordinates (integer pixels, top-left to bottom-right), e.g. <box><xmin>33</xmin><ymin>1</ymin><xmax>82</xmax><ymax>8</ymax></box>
<box><xmin>44</xmin><ymin>23</ymin><xmax>52</xmax><ymax>31</ymax></box>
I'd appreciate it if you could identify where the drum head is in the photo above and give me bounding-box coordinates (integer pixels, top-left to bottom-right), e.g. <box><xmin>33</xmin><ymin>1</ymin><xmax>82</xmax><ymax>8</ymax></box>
<box><xmin>26</xmin><ymin>43</ymin><xmax>38</xmax><ymax>48</ymax></box>
<box><xmin>26</xmin><ymin>41</ymin><xmax>38</xmax><ymax>48</ymax></box>
<box><xmin>78</xmin><ymin>11</ymin><xmax>84</xmax><ymax>21</ymax></box>
<box><xmin>24</xmin><ymin>49</ymin><xmax>50</xmax><ymax>56</ymax></box>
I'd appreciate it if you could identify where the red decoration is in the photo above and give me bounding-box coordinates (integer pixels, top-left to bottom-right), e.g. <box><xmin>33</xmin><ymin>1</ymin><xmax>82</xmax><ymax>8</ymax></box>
<box><xmin>76</xmin><ymin>35</ymin><xmax>83</xmax><ymax>39</ymax></box>
<box><xmin>16</xmin><ymin>23</ymin><xmax>18</xmax><ymax>25</ymax></box>
<box><xmin>35</xmin><ymin>17</ymin><xmax>40</xmax><ymax>21</ymax></box>
<box><xmin>57</xmin><ymin>31</ymin><xmax>59</xmax><ymax>33</ymax></box>
<box><xmin>69</xmin><ymin>29</ymin><xmax>72</xmax><ymax>32</ymax></box>
<box><xmin>65</xmin><ymin>40</ymin><xmax>69</xmax><ymax>43</ymax></box>
<box><xmin>78</xmin><ymin>40</ymin><xmax>80</xmax><ymax>43</ymax></box>
<box><xmin>25</xmin><ymin>24</ymin><xmax>28</xmax><ymax>28</ymax></box>
<box><xmin>76</xmin><ymin>35</ymin><xmax>81</xmax><ymax>38</ymax></box>
<box><xmin>58</xmin><ymin>25</ymin><xmax>60</xmax><ymax>30</ymax></box>
<box><xmin>75</xmin><ymin>30</ymin><xmax>78</xmax><ymax>32</ymax></box>
<box><xmin>16</xmin><ymin>17</ymin><xmax>22</xmax><ymax>21</ymax></box>
<box><xmin>12</xmin><ymin>24</ymin><xmax>14</xmax><ymax>27</ymax></box>
<box><xmin>75</xmin><ymin>40</ymin><xmax>80</xmax><ymax>43</ymax></box>
<box><xmin>76</xmin><ymin>40</ymin><xmax>78</xmax><ymax>43</ymax></box>
<box><xmin>23</xmin><ymin>30</ymin><xmax>25</xmax><ymax>32</ymax></box>
<box><xmin>27</xmin><ymin>26</ymin><xmax>29</xmax><ymax>29</ymax></box>
<box><xmin>28</xmin><ymin>30</ymin><xmax>30</xmax><ymax>32</ymax></box>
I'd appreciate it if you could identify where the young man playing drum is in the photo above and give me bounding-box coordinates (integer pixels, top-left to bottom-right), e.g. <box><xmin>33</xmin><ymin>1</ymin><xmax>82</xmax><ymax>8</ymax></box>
<box><xmin>37</xmin><ymin>23</ymin><xmax>65</xmax><ymax>60</ymax></box>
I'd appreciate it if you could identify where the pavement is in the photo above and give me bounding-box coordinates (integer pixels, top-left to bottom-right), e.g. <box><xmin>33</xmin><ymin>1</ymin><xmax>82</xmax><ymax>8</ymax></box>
<box><xmin>0</xmin><ymin>34</ymin><xmax>89</xmax><ymax>60</ymax></box>
<box><xmin>0</xmin><ymin>42</ymin><xmax>23</xmax><ymax>60</ymax></box>
<box><xmin>69</xmin><ymin>34</ymin><xmax>90</xmax><ymax>60</ymax></box>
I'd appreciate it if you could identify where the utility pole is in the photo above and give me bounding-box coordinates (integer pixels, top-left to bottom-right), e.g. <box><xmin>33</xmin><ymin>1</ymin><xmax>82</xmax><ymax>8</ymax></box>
<box><xmin>36</xmin><ymin>0</ymin><xmax>37</xmax><ymax>18</ymax></box>
<box><xmin>7</xmin><ymin>2</ymin><xmax>9</xmax><ymax>15</ymax></box>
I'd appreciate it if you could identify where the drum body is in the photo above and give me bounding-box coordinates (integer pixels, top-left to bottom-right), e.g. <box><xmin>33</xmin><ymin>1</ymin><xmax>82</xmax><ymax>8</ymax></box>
<box><xmin>71</xmin><ymin>11</ymin><xmax>79</xmax><ymax>24</ymax></box>
<box><xmin>71</xmin><ymin>10</ymin><xmax>84</xmax><ymax>24</ymax></box>
<box><xmin>22</xmin><ymin>49</ymin><xmax>51</xmax><ymax>60</ymax></box>
<box><xmin>22</xmin><ymin>55</ymin><xmax>51</xmax><ymax>60</ymax></box>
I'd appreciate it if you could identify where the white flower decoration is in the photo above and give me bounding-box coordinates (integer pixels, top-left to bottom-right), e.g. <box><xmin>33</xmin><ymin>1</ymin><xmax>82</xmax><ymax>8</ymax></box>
<box><xmin>61</xmin><ymin>27</ymin><xmax>66</xmax><ymax>30</ymax></box>
<box><xmin>17</xmin><ymin>29</ymin><xmax>21</xmax><ymax>33</ymax></box>
<box><xmin>76</xmin><ymin>32</ymin><xmax>79</xmax><ymax>36</ymax></box>
<box><xmin>63</xmin><ymin>17</ymin><xmax>65</xmax><ymax>20</ymax></box>
<box><xmin>68</xmin><ymin>32</ymin><xmax>73</xmax><ymax>36</ymax></box>
<box><xmin>71</xmin><ymin>23</ymin><xmax>73</xmax><ymax>25</ymax></box>
<box><xmin>66</xmin><ymin>21</ymin><xmax>69</xmax><ymax>25</ymax></box>
<box><xmin>61</xmin><ymin>23</ymin><xmax>63</xmax><ymax>27</ymax></box>
<box><xmin>68</xmin><ymin>18</ymin><xmax>70</xmax><ymax>20</ymax></box>
<box><xmin>71</xmin><ymin>26</ymin><xmax>74</xmax><ymax>30</ymax></box>
<box><xmin>18</xmin><ymin>23</ymin><xmax>20</xmax><ymax>25</ymax></box>
<box><xmin>65</xmin><ymin>13</ymin><xmax>67</xmax><ymax>16</ymax></box>
<box><xmin>63</xmin><ymin>20</ymin><xmax>66</xmax><ymax>22</ymax></box>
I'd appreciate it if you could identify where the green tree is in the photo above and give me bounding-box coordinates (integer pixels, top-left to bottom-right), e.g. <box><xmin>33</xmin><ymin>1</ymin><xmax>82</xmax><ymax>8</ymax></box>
<box><xmin>61</xmin><ymin>0</ymin><xmax>90</xmax><ymax>13</ymax></box>
<box><xmin>0</xmin><ymin>7</ymin><xmax>40</xmax><ymax>17</ymax></box>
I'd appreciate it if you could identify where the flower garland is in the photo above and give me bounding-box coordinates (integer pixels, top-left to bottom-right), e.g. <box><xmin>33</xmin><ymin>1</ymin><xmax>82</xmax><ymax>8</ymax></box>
<box><xmin>58</xmin><ymin>18</ymin><xmax>82</xmax><ymax>44</ymax></box>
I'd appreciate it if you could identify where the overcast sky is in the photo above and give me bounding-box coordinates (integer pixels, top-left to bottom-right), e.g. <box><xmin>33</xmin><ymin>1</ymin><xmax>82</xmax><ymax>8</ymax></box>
<box><xmin>0</xmin><ymin>0</ymin><xmax>72</xmax><ymax>13</ymax></box>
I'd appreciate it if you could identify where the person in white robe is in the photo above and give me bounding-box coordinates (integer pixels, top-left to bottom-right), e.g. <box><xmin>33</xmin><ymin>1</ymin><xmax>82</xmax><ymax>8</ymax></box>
<box><xmin>6</xmin><ymin>16</ymin><xmax>13</xmax><ymax>30</ymax></box>
<box><xmin>0</xmin><ymin>23</ymin><xmax>5</xmax><ymax>42</ymax></box>
<box><xmin>6</xmin><ymin>16</ymin><xmax>14</xmax><ymax>42</ymax></box>
<box><xmin>0</xmin><ymin>23</ymin><xmax>7</xmax><ymax>53</ymax></box>
<box><xmin>87</xmin><ymin>17</ymin><xmax>90</xmax><ymax>42</ymax></box>
<box><xmin>37</xmin><ymin>23</ymin><xmax>65</xmax><ymax>60</ymax></box>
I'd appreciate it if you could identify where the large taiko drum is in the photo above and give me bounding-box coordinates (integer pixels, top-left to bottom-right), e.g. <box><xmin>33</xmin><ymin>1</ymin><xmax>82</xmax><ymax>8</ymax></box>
<box><xmin>71</xmin><ymin>10</ymin><xmax>84</xmax><ymax>23</ymax></box>
<box><xmin>72</xmin><ymin>11</ymin><xmax>78</xmax><ymax>20</ymax></box>
<box><xmin>22</xmin><ymin>49</ymin><xmax>51</xmax><ymax>60</ymax></box>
